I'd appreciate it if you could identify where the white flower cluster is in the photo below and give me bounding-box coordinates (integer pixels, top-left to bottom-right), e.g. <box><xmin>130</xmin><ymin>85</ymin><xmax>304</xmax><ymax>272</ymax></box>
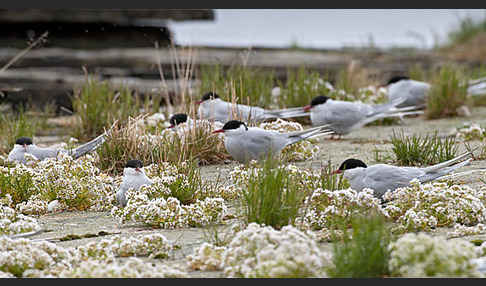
<box><xmin>0</xmin><ymin>197</ymin><xmax>41</xmax><ymax>235</ymax></box>
<box><xmin>258</xmin><ymin>118</ymin><xmax>320</xmax><ymax>161</ymax></box>
<box><xmin>55</xmin><ymin>258</ymin><xmax>188</xmax><ymax>278</ymax></box>
<box><xmin>1</xmin><ymin>153</ymin><xmax>116</xmax><ymax>215</ymax></box>
<box><xmin>0</xmin><ymin>236</ymin><xmax>75</xmax><ymax>277</ymax></box>
<box><xmin>145</xmin><ymin>113</ymin><xmax>168</xmax><ymax>127</ymax></box>
<box><xmin>111</xmin><ymin>188</ymin><xmax>227</xmax><ymax>229</ymax></box>
<box><xmin>382</xmin><ymin>180</ymin><xmax>486</xmax><ymax>232</ymax></box>
<box><xmin>76</xmin><ymin>233</ymin><xmax>177</xmax><ymax>261</ymax></box>
<box><xmin>187</xmin><ymin>242</ymin><xmax>227</xmax><ymax>271</ymax></box>
<box><xmin>356</xmin><ymin>85</ymin><xmax>389</xmax><ymax>104</ymax></box>
<box><xmin>388</xmin><ymin>232</ymin><xmax>481</xmax><ymax>277</ymax></box>
<box><xmin>448</xmin><ymin>223</ymin><xmax>486</xmax><ymax>238</ymax></box>
<box><xmin>452</xmin><ymin>122</ymin><xmax>485</xmax><ymax>141</ymax></box>
<box><xmin>296</xmin><ymin>188</ymin><xmax>384</xmax><ymax>232</ymax></box>
<box><xmin>221</xmin><ymin>223</ymin><xmax>331</xmax><ymax>278</ymax></box>
<box><xmin>0</xmin><ymin>233</ymin><xmax>187</xmax><ymax>278</ymax></box>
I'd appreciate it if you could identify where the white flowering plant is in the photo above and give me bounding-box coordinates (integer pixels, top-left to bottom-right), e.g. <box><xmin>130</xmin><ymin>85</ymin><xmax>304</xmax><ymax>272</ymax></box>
<box><xmin>0</xmin><ymin>233</ymin><xmax>186</xmax><ymax>278</ymax></box>
<box><xmin>382</xmin><ymin>180</ymin><xmax>486</xmax><ymax>232</ymax></box>
<box><xmin>296</xmin><ymin>188</ymin><xmax>385</xmax><ymax>233</ymax></box>
<box><xmin>221</xmin><ymin>223</ymin><xmax>331</xmax><ymax>278</ymax></box>
<box><xmin>388</xmin><ymin>232</ymin><xmax>481</xmax><ymax>277</ymax></box>
<box><xmin>258</xmin><ymin>119</ymin><xmax>320</xmax><ymax>161</ymax></box>
<box><xmin>187</xmin><ymin>242</ymin><xmax>227</xmax><ymax>271</ymax></box>
<box><xmin>453</xmin><ymin>122</ymin><xmax>485</xmax><ymax>141</ymax></box>
<box><xmin>0</xmin><ymin>195</ymin><xmax>41</xmax><ymax>236</ymax></box>
<box><xmin>0</xmin><ymin>153</ymin><xmax>116</xmax><ymax>215</ymax></box>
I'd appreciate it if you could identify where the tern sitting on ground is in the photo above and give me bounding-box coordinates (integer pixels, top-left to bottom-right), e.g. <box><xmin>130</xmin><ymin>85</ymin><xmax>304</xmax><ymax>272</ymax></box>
<box><xmin>7</xmin><ymin>131</ymin><xmax>108</xmax><ymax>164</ymax></box>
<box><xmin>196</xmin><ymin>92</ymin><xmax>309</xmax><ymax>124</ymax></box>
<box><xmin>212</xmin><ymin>120</ymin><xmax>333</xmax><ymax>163</ymax></box>
<box><xmin>302</xmin><ymin>95</ymin><xmax>423</xmax><ymax>138</ymax></box>
<box><xmin>384</xmin><ymin>75</ymin><xmax>486</xmax><ymax>108</ymax></box>
<box><xmin>383</xmin><ymin>76</ymin><xmax>431</xmax><ymax>109</ymax></box>
<box><xmin>115</xmin><ymin>159</ymin><xmax>153</xmax><ymax>207</ymax></box>
<box><xmin>333</xmin><ymin>151</ymin><xmax>474</xmax><ymax>199</ymax></box>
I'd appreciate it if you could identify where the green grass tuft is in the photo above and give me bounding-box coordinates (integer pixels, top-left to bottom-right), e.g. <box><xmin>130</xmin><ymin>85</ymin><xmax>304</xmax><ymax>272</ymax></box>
<box><xmin>239</xmin><ymin>157</ymin><xmax>307</xmax><ymax>230</ymax></box>
<box><xmin>390</xmin><ymin>129</ymin><xmax>458</xmax><ymax>166</ymax></box>
<box><xmin>327</xmin><ymin>213</ymin><xmax>392</xmax><ymax>278</ymax></box>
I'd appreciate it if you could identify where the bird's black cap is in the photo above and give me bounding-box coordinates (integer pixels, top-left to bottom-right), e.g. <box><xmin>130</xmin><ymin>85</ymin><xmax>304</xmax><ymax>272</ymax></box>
<box><xmin>338</xmin><ymin>158</ymin><xmax>367</xmax><ymax>171</ymax></box>
<box><xmin>15</xmin><ymin>137</ymin><xmax>33</xmax><ymax>145</ymax></box>
<box><xmin>125</xmin><ymin>159</ymin><xmax>143</xmax><ymax>169</ymax></box>
<box><xmin>310</xmin><ymin>95</ymin><xmax>329</xmax><ymax>107</ymax></box>
<box><xmin>222</xmin><ymin>120</ymin><xmax>248</xmax><ymax>131</ymax></box>
<box><xmin>169</xmin><ymin>113</ymin><xmax>188</xmax><ymax>127</ymax></box>
<box><xmin>386</xmin><ymin>76</ymin><xmax>410</xmax><ymax>85</ymax></box>
<box><xmin>201</xmin><ymin>92</ymin><xmax>220</xmax><ymax>102</ymax></box>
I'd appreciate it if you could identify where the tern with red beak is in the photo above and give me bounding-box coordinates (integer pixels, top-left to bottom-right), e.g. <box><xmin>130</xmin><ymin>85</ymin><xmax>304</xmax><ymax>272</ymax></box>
<box><xmin>212</xmin><ymin>120</ymin><xmax>333</xmax><ymax>163</ymax></box>
<box><xmin>7</xmin><ymin>132</ymin><xmax>109</xmax><ymax>164</ymax></box>
<box><xmin>334</xmin><ymin>151</ymin><xmax>474</xmax><ymax>199</ymax></box>
<box><xmin>197</xmin><ymin>92</ymin><xmax>309</xmax><ymax>124</ymax></box>
<box><xmin>302</xmin><ymin>95</ymin><xmax>422</xmax><ymax>137</ymax></box>
<box><xmin>116</xmin><ymin>159</ymin><xmax>153</xmax><ymax>207</ymax></box>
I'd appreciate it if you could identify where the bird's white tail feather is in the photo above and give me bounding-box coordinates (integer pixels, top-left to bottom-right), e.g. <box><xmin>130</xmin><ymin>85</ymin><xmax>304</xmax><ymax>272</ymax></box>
<box><xmin>355</xmin><ymin>110</ymin><xmax>424</xmax><ymax>130</ymax></box>
<box><xmin>418</xmin><ymin>158</ymin><xmax>472</xmax><ymax>183</ymax></box>
<box><xmin>263</xmin><ymin>107</ymin><xmax>309</xmax><ymax>120</ymax></box>
<box><xmin>436</xmin><ymin>168</ymin><xmax>486</xmax><ymax>181</ymax></box>
<box><xmin>286</xmin><ymin>125</ymin><xmax>333</xmax><ymax>145</ymax></box>
<box><xmin>371</xmin><ymin>96</ymin><xmax>407</xmax><ymax>115</ymax></box>
<box><xmin>422</xmin><ymin>150</ymin><xmax>474</xmax><ymax>174</ymax></box>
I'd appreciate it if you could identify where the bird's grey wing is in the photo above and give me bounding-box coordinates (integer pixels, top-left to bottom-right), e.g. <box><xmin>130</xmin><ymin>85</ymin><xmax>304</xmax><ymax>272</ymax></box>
<box><xmin>324</xmin><ymin>101</ymin><xmax>366</xmax><ymax>133</ymax></box>
<box><xmin>363</xmin><ymin>165</ymin><xmax>422</xmax><ymax>197</ymax></box>
<box><xmin>70</xmin><ymin>132</ymin><xmax>107</xmax><ymax>159</ymax></box>
<box><xmin>407</xmin><ymin>82</ymin><xmax>430</xmax><ymax>106</ymax></box>
<box><xmin>243</xmin><ymin>129</ymin><xmax>283</xmax><ymax>159</ymax></box>
<box><xmin>30</xmin><ymin>146</ymin><xmax>59</xmax><ymax>160</ymax></box>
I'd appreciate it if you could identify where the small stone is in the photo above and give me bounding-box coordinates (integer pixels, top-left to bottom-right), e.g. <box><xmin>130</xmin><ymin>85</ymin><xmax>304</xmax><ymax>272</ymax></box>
<box><xmin>457</xmin><ymin>105</ymin><xmax>471</xmax><ymax>117</ymax></box>
<box><xmin>48</xmin><ymin>200</ymin><xmax>61</xmax><ymax>213</ymax></box>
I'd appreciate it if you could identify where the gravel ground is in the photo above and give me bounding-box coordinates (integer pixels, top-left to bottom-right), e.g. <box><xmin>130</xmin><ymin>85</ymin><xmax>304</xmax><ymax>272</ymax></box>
<box><xmin>26</xmin><ymin>106</ymin><xmax>486</xmax><ymax>277</ymax></box>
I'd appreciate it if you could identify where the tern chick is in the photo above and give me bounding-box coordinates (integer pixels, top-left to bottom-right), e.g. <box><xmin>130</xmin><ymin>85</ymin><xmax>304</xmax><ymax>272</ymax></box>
<box><xmin>115</xmin><ymin>159</ymin><xmax>153</xmax><ymax>207</ymax></box>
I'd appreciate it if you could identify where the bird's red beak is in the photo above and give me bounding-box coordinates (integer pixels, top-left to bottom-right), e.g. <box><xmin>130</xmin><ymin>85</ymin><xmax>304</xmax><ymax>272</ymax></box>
<box><xmin>195</xmin><ymin>100</ymin><xmax>203</xmax><ymax>105</ymax></box>
<box><xmin>303</xmin><ymin>105</ymin><xmax>312</xmax><ymax>112</ymax></box>
<box><xmin>22</xmin><ymin>144</ymin><xmax>27</xmax><ymax>150</ymax></box>
<box><xmin>212</xmin><ymin>129</ymin><xmax>224</xmax><ymax>134</ymax></box>
<box><xmin>331</xmin><ymin>170</ymin><xmax>342</xmax><ymax>175</ymax></box>
<box><xmin>169</xmin><ymin>125</ymin><xmax>175</xmax><ymax>129</ymax></box>
<box><xmin>135</xmin><ymin>168</ymin><xmax>141</xmax><ymax>173</ymax></box>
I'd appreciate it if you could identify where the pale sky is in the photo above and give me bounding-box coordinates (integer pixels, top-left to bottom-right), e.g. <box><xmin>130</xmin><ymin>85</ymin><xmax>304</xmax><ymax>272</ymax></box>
<box><xmin>168</xmin><ymin>9</ymin><xmax>486</xmax><ymax>49</ymax></box>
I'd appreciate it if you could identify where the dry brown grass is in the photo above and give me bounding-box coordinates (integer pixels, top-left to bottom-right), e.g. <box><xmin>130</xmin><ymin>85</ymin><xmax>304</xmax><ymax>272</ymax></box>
<box><xmin>95</xmin><ymin>114</ymin><xmax>229</xmax><ymax>175</ymax></box>
<box><xmin>442</xmin><ymin>32</ymin><xmax>486</xmax><ymax>62</ymax></box>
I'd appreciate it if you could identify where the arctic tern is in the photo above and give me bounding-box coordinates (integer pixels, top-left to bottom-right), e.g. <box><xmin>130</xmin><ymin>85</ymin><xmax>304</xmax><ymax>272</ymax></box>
<box><xmin>384</xmin><ymin>75</ymin><xmax>486</xmax><ymax>108</ymax></box>
<box><xmin>197</xmin><ymin>92</ymin><xmax>309</xmax><ymax>123</ymax></box>
<box><xmin>302</xmin><ymin>95</ymin><xmax>423</xmax><ymax>137</ymax></box>
<box><xmin>333</xmin><ymin>151</ymin><xmax>474</xmax><ymax>199</ymax></box>
<box><xmin>212</xmin><ymin>120</ymin><xmax>333</xmax><ymax>163</ymax></box>
<box><xmin>7</xmin><ymin>131</ymin><xmax>109</xmax><ymax>164</ymax></box>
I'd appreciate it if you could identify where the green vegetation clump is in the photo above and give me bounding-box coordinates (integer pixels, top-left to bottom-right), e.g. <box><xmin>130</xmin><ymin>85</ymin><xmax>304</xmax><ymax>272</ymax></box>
<box><xmin>240</xmin><ymin>158</ymin><xmax>307</xmax><ymax>229</ymax></box>
<box><xmin>327</xmin><ymin>213</ymin><xmax>392</xmax><ymax>278</ymax></box>
<box><xmin>390</xmin><ymin>129</ymin><xmax>458</xmax><ymax>166</ymax></box>
<box><xmin>425</xmin><ymin>65</ymin><xmax>469</xmax><ymax>119</ymax></box>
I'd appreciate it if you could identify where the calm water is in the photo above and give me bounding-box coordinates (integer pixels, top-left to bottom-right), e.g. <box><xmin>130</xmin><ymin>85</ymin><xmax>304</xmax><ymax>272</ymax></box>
<box><xmin>168</xmin><ymin>9</ymin><xmax>486</xmax><ymax>49</ymax></box>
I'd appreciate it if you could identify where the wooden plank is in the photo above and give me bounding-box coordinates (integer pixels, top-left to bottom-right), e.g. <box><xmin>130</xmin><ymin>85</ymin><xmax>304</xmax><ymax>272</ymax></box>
<box><xmin>0</xmin><ymin>9</ymin><xmax>215</xmax><ymax>24</ymax></box>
